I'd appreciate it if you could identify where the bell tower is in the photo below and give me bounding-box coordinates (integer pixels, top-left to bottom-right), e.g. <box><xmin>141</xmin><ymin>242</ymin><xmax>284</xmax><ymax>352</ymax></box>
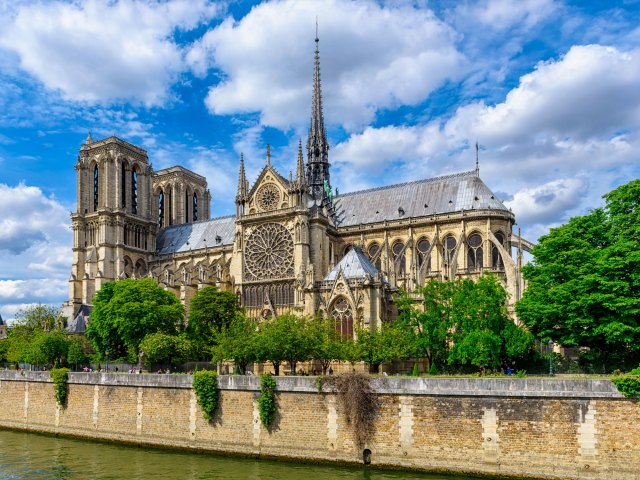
<box><xmin>66</xmin><ymin>135</ymin><xmax>158</xmax><ymax>317</ymax></box>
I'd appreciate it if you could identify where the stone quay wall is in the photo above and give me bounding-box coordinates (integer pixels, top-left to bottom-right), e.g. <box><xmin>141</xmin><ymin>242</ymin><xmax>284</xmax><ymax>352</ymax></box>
<box><xmin>0</xmin><ymin>372</ymin><xmax>638</xmax><ymax>480</ymax></box>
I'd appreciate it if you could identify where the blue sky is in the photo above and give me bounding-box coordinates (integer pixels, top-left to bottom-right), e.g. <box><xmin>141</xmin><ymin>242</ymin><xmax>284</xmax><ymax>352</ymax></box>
<box><xmin>0</xmin><ymin>0</ymin><xmax>639</xmax><ymax>321</ymax></box>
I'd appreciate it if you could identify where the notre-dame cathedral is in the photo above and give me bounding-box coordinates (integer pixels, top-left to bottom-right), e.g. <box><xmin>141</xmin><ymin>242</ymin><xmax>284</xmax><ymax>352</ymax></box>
<box><xmin>64</xmin><ymin>37</ymin><xmax>530</xmax><ymax>334</ymax></box>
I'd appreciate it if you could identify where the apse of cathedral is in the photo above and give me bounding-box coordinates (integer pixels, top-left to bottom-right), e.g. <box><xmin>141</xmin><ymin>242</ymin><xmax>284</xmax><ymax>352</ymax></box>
<box><xmin>64</xmin><ymin>36</ymin><xmax>530</xmax><ymax>333</ymax></box>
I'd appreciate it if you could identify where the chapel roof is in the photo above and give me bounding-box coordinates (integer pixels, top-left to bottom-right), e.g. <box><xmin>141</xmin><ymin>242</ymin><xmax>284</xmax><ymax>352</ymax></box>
<box><xmin>155</xmin><ymin>215</ymin><xmax>236</xmax><ymax>255</ymax></box>
<box><xmin>66</xmin><ymin>304</ymin><xmax>91</xmax><ymax>334</ymax></box>
<box><xmin>333</xmin><ymin>170</ymin><xmax>510</xmax><ymax>228</ymax></box>
<box><xmin>323</xmin><ymin>247</ymin><xmax>379</xmax><ymax>282</ymax></box>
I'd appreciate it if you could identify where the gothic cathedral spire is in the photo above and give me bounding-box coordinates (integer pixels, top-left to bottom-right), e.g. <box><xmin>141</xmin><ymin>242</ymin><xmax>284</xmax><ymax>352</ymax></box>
<box><xmin>306</xmin><ymin>30</ymin><xmax>330</xmax><ymax>202</ymax></box>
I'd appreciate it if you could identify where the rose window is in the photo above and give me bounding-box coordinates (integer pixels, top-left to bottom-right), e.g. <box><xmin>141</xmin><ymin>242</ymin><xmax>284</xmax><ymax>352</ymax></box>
<box><xmin>244</xmin><ymin>223</ymin><xmax>294</xmax><ymax>281</ymax></box>
<box><xmin>256</xmin><ymin>183</ymin><xmax>280</xmax><ymax>211</ymax></box>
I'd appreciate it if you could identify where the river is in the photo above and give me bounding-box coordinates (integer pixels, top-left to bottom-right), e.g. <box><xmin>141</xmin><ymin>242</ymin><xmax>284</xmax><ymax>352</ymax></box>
<box><xmin>0</xmin><ymin>428</ymin><xmax>493</xmax><ymax>480</ymax></box>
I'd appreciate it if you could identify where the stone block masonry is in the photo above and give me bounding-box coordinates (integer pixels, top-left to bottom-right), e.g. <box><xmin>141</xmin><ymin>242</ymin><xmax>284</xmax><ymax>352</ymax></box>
<box><xmin>0</xmin><ymin>372</ymin><xmax>638</xmax><ymax>480</ymax></box>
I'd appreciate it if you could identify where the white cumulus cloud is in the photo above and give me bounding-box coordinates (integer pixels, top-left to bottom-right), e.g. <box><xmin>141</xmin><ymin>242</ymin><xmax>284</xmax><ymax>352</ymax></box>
<box><xmin>187</xmin><ymin>0</ymin><xmax>465</xmax><ymax>131</ymax></box>
<box><xmin>0</xmin><ymin>0</ymin><xmax>221</xmax><ymax>106</ymax></box>
<box><xmin>331</xmin><ymin>44</ymin><xmax>640</xmax><ymax>240</ymax></box>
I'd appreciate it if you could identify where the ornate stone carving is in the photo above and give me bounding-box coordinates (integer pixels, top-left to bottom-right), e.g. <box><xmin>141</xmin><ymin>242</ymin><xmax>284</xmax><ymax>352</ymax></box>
<box><xmin>244</xmin><ymin>222</ymin><xmax>294</xmax><ymax>281</ymax></box>
<box><xmin>255</xmin><ymin>183</ymin><xmax>280</xmax><ymax>212</ymax></box>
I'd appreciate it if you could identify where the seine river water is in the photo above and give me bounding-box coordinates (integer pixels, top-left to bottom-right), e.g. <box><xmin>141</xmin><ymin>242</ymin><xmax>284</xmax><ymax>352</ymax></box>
<box><xmin>0</xmin><ymin>429</ymin><xmax>492</xmax><ymax>480</ymax></box>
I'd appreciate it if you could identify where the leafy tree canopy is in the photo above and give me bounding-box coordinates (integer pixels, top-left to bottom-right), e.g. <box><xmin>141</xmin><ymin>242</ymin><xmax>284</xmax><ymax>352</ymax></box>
<box><xmin>516</xmin><ymin>179</ymin><xmax>640</xmax><ymax>371</ymax></box>
<box><xmin>87</xmin><ymin>278</ymin><xmax>184</xmax><ymax>362</ymax></box>
<box><xmin>188</xmin><ymin>286</ymin><xmax>241</xmax><ymax>348</ymax></box>
<box><xmin>212</xmin><ymin>314</ymin><xmax>258</xmax><ymax>374</ymax></box>
<box><xmin>256</xmin><ymin>314</ymin><xmax>314</xmax><ymax>375</ymax></box>
<box><xmin>139</xmin><ymin>332</ymin><xmax>193</xmax><ymax>367</ymax></box>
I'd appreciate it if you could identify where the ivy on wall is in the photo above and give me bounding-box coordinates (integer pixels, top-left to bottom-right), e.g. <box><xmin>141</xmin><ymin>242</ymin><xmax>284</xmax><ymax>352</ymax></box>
<box><xmin>193</xmin><ymin>370</ymin><xmax>219</xmax><ymax>421</ymax></box>
<box><xmin>50</xmin><ymin>368</ymin><xmax>70</xmax><ymax>407</ymax></box>
<box><xmin>258</xmin><ymin>373</ymin><xmax>277</xmax><ymax>428</ymax></box>
<box><xmin>613</xmin><ymin>376</ymin><xmax>640</xmax><ymax>398</ymax></box>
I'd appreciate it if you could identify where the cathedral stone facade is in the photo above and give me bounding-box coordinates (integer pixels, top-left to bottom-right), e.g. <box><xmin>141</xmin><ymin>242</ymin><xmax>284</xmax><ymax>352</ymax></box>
<box><xmin>64</xmin><ymin>38</ymin><xmax>529</xmax><ymax>334</ymax></box>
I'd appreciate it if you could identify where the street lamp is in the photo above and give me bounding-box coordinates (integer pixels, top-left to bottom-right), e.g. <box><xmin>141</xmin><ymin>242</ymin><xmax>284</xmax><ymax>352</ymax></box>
<box><xmin>547</xmin><ymin>340</ymin><xmax>553</xmax><ymax>376</ymax></box>
<box><xmin>106</xmin><ymin>351</ymin><xmax>110</xmax><ymax>373</ymax></box>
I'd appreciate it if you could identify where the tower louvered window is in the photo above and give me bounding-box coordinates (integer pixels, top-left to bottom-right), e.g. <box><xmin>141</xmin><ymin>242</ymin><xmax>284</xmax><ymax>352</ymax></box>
<box><xmin>93</xmin><ymin>165</ymin><xmax>99</xmax><ymax>211</ymax></box>
<box><xmin>193</xmin><ymin>193</ymin><xmax>198</xmax><ymax>222</ymax></box>
<box><xmin>158</xmin><ymin>191</ymin><xmax>164</xmax><ymax>227</ymax></box>
<box><xmin>131</xmin><ymin>169</ymin><xmax>138</xmax><ymax>215</ymax></box>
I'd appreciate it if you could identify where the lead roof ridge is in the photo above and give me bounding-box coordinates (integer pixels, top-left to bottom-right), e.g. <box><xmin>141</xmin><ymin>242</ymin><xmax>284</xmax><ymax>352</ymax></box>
<box><xmin>335</xmin><ymin>170</ymin><xmax>478</xmax><ymax>199</ymax></box>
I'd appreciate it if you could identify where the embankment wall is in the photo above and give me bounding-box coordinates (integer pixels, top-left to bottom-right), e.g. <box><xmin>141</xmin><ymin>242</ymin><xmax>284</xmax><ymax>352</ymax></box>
<box><xmin>0</xmin><ymin>372</ymin><xmax>638</xmax><ymax>479</ymax></box>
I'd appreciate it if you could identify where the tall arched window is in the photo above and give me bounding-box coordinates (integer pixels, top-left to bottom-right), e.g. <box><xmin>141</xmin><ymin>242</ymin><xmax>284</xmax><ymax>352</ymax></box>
<box><xmin>443</xmin><ymin>235</ymin><xmax>457</xmax><ymax>265</ymax></box>
<box><xmin>158</xmin><ymin>190</ymin><xmax>165</xmax><ymax>228</ymax></box>
<box><xmin>93</xmin><ymin>165</ymin><xmax>99</xmax><ymax>211</ymax></box>
<box><xmin>193</xmin><ymin>192</ymin><xmax>198</xmax><ymax>222</ymax></box>
<box><xmin>392</xmin><ymin>241</ymin><xmax>406</xmax><ymax>275</ymax></box>
<box><xmin>185</xmin><ymin>192</ymin><xmax>190</xmax><ymax>223</ymax></box>
<box><xmin>492</xmin><ymin>232</ymin><xmax>505</xmax><ymax>270</ymax></box>
<box><xmin>367</xmin><ymin>242</ymin><xmax>382</xmax><ymax>270</ymax></box>
<box><xmin>131</xmin><ymin>168</ymin><xmax>138</xmax><ymax>215</ymax></box>
<box><xmin>416</xmin><ymin>237</ymin><xmax>431</xmax><ymax>272</ymax></box>
<box><xmin>121</xmin><ymin>163</ymin><xmax>127</xmax><ymax>208</ymax></box>
<box><xmin>467</xmin><ymin>233</ymin><xmax>483</xmax><ymax>271</ymax></box>
<box><xmin>331</xmin><ymin>298</ymin><xmax>354</xmax><ymax>339</ymax></box>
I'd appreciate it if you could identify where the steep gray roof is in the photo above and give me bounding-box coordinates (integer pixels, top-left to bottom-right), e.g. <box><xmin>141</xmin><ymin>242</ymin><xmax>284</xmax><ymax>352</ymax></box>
<box><xmin>66</xmin><ymin>305</ymin><xmax>91</xmax><ymax>334</ymax></box>
<box><xmin>156</xmin><ymin>215</ymin><xmax>235</xmax><ymax>255</ymax></box>
<box><xmin>334</xmin><ymin>171</ymin><xmax>509</xmax><ymax>227</ymax></box>
<box><xmin>324</xmin><ymin>247</ymin><xmax>379</xmax><ymax>281</ymax></box>
<box><xmin>0</xmin><ymin>312</ymin><xmax>4</xmax><ymax>326</ymax></box>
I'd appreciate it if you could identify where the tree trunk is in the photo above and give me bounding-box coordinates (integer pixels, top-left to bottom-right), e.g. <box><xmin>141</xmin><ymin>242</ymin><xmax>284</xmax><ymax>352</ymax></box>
<box><xmin>273</xmin><ymin>362</ymin><xmax>280</xmax><ymax>376</ymax></box>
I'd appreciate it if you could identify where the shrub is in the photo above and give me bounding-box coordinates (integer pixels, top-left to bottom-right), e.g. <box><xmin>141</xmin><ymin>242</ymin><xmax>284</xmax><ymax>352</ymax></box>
<box><xmin>193</xmin><ymin>370</ymin><xmax>219</xmax><ymax>421</ymax></box>
<box><xmin>50</xmin><ymin>368</ymin><xmax>70</xmax><ymax>407</ymax></box>
<box><xmin>258</xmin><ymin>373</ymin><xmax>277</xmax><ymax>428</ymax></box>
<box><xmin>429</xmin><ymin>363</ymin><xmax>437</xmax><ymax>376</ymax></box>
<box><xmin>326</xmin><ymin>372</ymin><xmax>377</xmax><ymax>448</ymax></box>
<box><xmin>411</xmin><ymin>363</ymin><xmax>419</xmax><ymax>377</ymax></box>
<box><xmin>612</xmin><ymin>376</ymin><xmax>640</xmax><ymax>398</ymax></box>
<box><xmin>515</xmin><ymin>369</ymin><xmax>527</xmax><ymax>378</ymax></box>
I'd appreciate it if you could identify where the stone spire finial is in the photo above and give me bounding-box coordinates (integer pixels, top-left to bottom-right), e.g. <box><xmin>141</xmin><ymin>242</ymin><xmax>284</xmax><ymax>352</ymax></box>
<box><xmin>475</xmin><ymin>140</ymin><xmax>480</xmax><ymax>176</ymax></box>
<box><xmin>236</xmin><ymin>153</ymin><xmax>247</xmax><ymax>202</ymax></box>
<box><xmin>85</xmin><ymin>132</ymin><xmax>93</xmax><ymax>144</ymax></box>
<box><xmin>296</xmin><ymin>139</ymin><xmax>306</xmax><ymax>186</ymax></box>
<box><xmin>266</xmin><ymin>144</ymin><xmax>271</xmax><ymax>166</ymax></box>
<box><xmin>306</xmin><ymin>27</ymin><xmax>330</xmax><ymax>201</ymax></box>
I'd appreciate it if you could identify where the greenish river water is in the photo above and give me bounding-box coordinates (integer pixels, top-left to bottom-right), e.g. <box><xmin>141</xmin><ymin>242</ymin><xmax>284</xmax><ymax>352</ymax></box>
<box><xmin>0</xmin><ymin>429</ymin><xmax>492</xmax><ymax>480</ymax></box>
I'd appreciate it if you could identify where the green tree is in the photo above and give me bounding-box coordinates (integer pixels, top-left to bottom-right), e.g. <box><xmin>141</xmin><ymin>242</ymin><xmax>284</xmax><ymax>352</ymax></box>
<box><xmin>87</xmin><ymin>278</ymin><xmax>184</xmax><ymax>362</ymax></box>
<box><xmin>259</xmin><ymin>314</ymin><xmax>314</xmax><ymax>375</ymax></box>
<box><xmin>309</xmin><ymin>316</ymin><xmax>344</xmax><ymax>374</ymax></box>
<box><xmin>0</xmin><ymin>338</ymin><xmax>8</xmax><ymax>363</ymax></box>
<box><xmin>67</xmin><ymin>337</ymin><xmax>89</xmax><ymax>370</ymax></box>
<box><xmin>212</xmin><ymin>315</ymin><xmax>258</xmax><ymax>374</ymax></box>
<box><xmin>448</xmin><ymin>276</ymin><xmax>533</xmax><ymax>372</ymax></box>
<box><xmin>188</xmin><ymin>286</ymin><xmax>241</xmax><ymax>351</ymax></box>
<box><xmin>139</xmin><ymin>332</ymin><xmax>193</xmax><ymax>367</ymax></box>
<box><xmin>516</xmin><ymin>180</ymin><xmax>640</xmax><ymax>371</ymax></box>
<box><xmin>14</xmin><ymin>304</ymin><xmax>64</xmax><ymax>332</ymax></box>
<box><xmin>357</xmin><ymin>323</ymin><xmax>414</xmax><ymax>373</ymax></box>
<box><xmin>36</xmin><ymin>330</ymin><xmax>69</xmax><ymax>367</ymax></box>
<box><xmin>396</xmin><ymin>280</ymin><xmax>456</xmax><ymax>372</ymax></box>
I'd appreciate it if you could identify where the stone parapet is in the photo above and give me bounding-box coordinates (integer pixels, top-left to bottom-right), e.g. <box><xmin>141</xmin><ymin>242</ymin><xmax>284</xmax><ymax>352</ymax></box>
<box><xmin>0</xmin><ymin>371</ymin><xmax>624</xmax><ymax>398</ymax></box>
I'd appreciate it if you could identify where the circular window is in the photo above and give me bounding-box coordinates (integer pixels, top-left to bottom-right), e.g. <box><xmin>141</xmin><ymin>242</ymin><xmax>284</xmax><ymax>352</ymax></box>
<box><xmin>244</xmin><ymin>223</ymin><xmax>294</xmax><ymax>281</ymax></box>
<box><xmin>256</xmin><ymin>183</ymin><xmax>280</xmax><ymax>211</ymax></box>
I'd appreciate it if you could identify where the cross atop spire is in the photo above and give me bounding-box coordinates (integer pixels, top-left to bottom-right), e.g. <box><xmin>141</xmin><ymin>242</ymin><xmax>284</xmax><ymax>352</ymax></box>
<box><xmin>306</xmin><ymin>26</ymin><xmax>330</xmax><ymax>202</ymax></box>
